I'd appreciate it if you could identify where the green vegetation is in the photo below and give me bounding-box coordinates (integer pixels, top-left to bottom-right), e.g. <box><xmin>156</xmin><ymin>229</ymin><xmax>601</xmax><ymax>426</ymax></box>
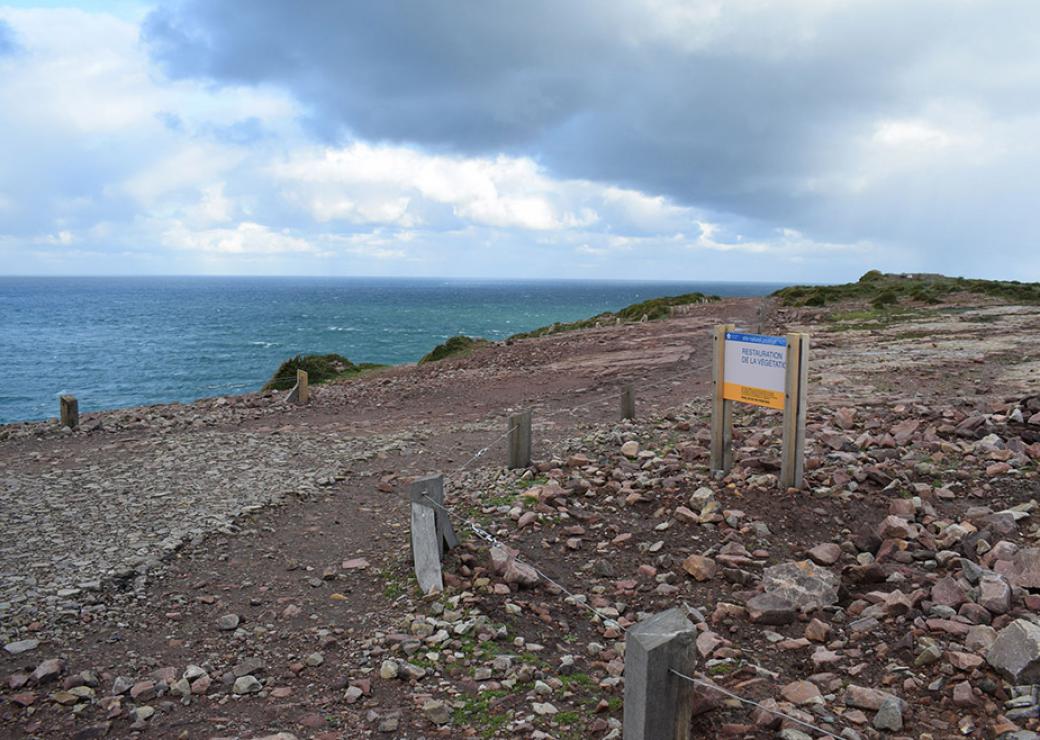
<box><xmin>509</xmin><ymin>291</ymin><xmax>719</xmax><ymax>340</ymax></box>
<box><xmin>419</xmin><ymin>335</ymin><xmax>489</xmax><ymax>364</ymax></box>
<box><xmin>452</xmin><ymin>688</ymin><xmax>513</xmax><ymax>738</ymax></box>
<box><xmin>774</xmin><ymin>271</ymin><xmax>1040</xmax><ymax>309</ymax></box>
<box><xmin>262</xmin><ymin>353</ymin><xmax>387</xmax><ymax>391</ymax></box>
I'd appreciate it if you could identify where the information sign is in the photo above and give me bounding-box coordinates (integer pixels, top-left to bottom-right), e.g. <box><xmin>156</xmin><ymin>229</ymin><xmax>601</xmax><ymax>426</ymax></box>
<box><xmin>722</xmin><ymin>332</ymin><xmax>787</xmax><ymax>410</ymax></box>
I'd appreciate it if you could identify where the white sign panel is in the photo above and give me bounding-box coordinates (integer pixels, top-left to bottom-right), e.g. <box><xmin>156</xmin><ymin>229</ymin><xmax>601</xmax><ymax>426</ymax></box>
<box><xmin>723</xmin><ymin>332</ymin><xmax>787</xmax><ymax>409</ymax></box>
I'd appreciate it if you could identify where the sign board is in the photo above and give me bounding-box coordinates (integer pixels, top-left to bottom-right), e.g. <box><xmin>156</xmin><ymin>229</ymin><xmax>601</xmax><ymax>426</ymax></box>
<box><xmin>722</xmin><ymin>332</ymin><xmax>787</xmax><ymax>410</ymax></box>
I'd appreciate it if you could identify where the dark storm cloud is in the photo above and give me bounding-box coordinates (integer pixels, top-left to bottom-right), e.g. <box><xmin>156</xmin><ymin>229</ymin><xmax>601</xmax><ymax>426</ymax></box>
<box><xmin>142</xmin><ymin>3</ymin><xmax>1030</xmax><ymax>206</ymax></box>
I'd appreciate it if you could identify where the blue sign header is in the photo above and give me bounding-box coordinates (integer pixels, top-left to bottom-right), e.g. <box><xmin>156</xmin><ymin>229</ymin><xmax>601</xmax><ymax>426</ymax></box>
<box><xmin>725</xmin><ymin>332</ymin><xmax>787</xmax><ymax>347</ymax></box>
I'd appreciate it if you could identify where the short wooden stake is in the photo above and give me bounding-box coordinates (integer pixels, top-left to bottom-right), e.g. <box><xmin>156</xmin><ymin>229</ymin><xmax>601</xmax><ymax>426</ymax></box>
<box><xmin>622</xmin><ymin>607</ymin><xmax>697</xmax><ymax>740</ymax></box>
<box><xmin>286</xmin><ymin>369</ymin><xmax>309</xmax><ymax>405</ymax></box>
<box><xmin>507</xmin><ymin>409</ymin><xmax>532</xmax><ymax>469</ymax></box>
<box><xmin>409</xmin><ymin>475</ymin><xmax>457</xmax><ymax>594</ymax></box>
<box><xmin>709</xmin><ymin>323</ymin><xmax>735</xmax><ymax>473</ymax></box>
<box><xmin>59</xmin><ymin>395</ymin><xmax>79</xmax><ymax>429</ymax></box>
<box><xmin>620</xmin><ymin>384</ymin><xmax>636</xmax><ymax>420</ymax></box>
<box><xmin>780</xmin><ymin>333</ymin><xmax>809</xmax><ymax>489</ymax></box>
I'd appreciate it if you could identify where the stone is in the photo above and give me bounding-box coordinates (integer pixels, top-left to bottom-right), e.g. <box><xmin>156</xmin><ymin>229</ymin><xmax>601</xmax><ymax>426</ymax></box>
<box><xmin>873</xmin><ymin>695</ymin><xmax>903</xmax><ymax>731</ymax></box>
<box><xmin>948</xmin><ymin>651</ymin><xmax>983</xmax><ymax>671</ymax></box>
<box><xmin>682</xmin><ymin>554</ymin><xmax>716</xmax><ymax>581</ymax></box>
<box><xmin>621</xmin><ymin>441</ymin><xmax>640</xmax><ymax>457</ymax></box>
<box><xmin>804</xmin><ymin>618</ymin><xmax>830</xmax><ymax>642</ymax></box>
<box><xmin>674</xmin><ymin>506</ymin><xmax>698</xmax><ymax>524</ymax></box>
<box><xmin>232</xmin><ymin>675</ymin><xmax>262</xmax><ymax>695</ymax></box>
<box><xmin>780</xmin><ymin>680</ymin><xmax>821</xmax><ymax>705</ymax></box>
<box><xmin>746</xmin><ymin>593</ymin><xmax>796</xmax><ymax>625</ymax></box>
<box><xmin>217</xmin><ymin>613</ymin><xmax>240</xmax><ymax>631</ymax></box>
<box><xmin>761</xmin><ymin>560</ymin><xmax>840</xmax><ymax>609</ymax></box>
<box><xmin>379</xmin><ymin>660</ymin><xmax>399</xmax><ymax>680</ymax></box>
<box><xmin>807</xmin><ymin>543</ymin><xmax>841</xmax><ymax>566</ymax></box>
<box><xmin>111</xmin><ymin>676</ymin><xmax>133</xmax><ymax>695</ymax></box>
<box><xmin>304</xmin><ymin>652</ymin><xmax>324</xmax><ymax>667</ymax></box>
<box><xmin>129</xmin><ymin>680</ymin><xmax>156</xmax><ymax>701</ymax></box>
<box><xmin>689</xmin><ymin>487</ymin><xmax>715</xmax><ymax>508</ymax></box>
<box><xmin>979</xmin><ymin>574</ymin><xmax>1011</xmax><ymax>614</ymax></box>
<box><xmin>422</xmin><ymin>699</ymin><xmax>451</xmax><ymax>724</ymax></box>
<box><xmin>4</xmin><ymin>639</ymin><xmax>39</xmax><ymax>655</ymax></box>
<box><xmin>30</xmin><ymin>659</ymin><xmax>64</xmax><ymax>685</ymax></box>
<box><xmin>1006</xmin><ymin>548</ymin><xmax>1040</xmax><ymax>588</ymax></box>
<box><xmin>504</xmin><ymin>557</ymin><xmax>539</xmax><ymax>587</ymax></box>
<box><xmin>952</xmin><ymin>681</ymin><xmax>976</xmax><ymax>707</ymax></box>
<box><xmin>930</xmin><ymin>576</ymin><xmax>967</xmax><ymax>607</ymax></box>
<box><xmin>696</xmin><ymin>631</ymin><xmax>725</xmax><ymax>658</ymax></box>
<box><xmin>843</xmin><ymin>685</ymin><xmax>907</xmax><ymax>714</ymax></box>
<box><xmin>532</xmin><ymin>701</ymin><xmax>558</xmax><ymax>715</ymax></box>
<box><xmin>169</xmin><ymin>678</ymin><xmax>191</xmax><ymax>699</ymax></box>
<box><xmin>877</xmin><ymin>515</ymin><xmax>917</xmax><ymax>540</ymax></box>
<box><xmin>965</xmin><ymin>625</ymin><xmax>998</xmax><ymax>652</ymax></box>
<box><xmin>987</xmin><ymin>619</ymin><xmax>1040</xmax><ymax>683</ymax></box>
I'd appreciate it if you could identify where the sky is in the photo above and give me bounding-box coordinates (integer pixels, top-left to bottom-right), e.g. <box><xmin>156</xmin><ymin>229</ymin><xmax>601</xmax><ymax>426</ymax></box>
<box><xmin>1</xmin><ymin>1</ymin><xmax>1038</xmax><ymax>282</ymax></box>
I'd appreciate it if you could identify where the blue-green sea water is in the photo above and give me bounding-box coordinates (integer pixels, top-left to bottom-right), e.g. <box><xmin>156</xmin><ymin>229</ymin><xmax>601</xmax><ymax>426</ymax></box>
<box><xmin>0</xmin><ymin>277</ymin><xmax>784</xmax><ymax>424</ymax></box>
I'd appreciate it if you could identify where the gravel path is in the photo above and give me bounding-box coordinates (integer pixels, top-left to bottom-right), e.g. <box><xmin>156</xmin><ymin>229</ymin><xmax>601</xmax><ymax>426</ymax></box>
<box><xmin>0</xmin><ymin>426</ymin><xmax>426</xmax><ymax>626</ymax></box>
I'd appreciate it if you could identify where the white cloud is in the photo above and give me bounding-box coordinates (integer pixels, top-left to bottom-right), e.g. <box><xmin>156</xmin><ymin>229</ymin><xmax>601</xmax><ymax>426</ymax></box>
<box><xmin>272</xmin><ymin>143</ymin><xmax>605</xmax><ymax>231</ymax></box>
<box><xmin>161</xmin><ymin>221</ymin><xmax>316</xmax><ymax>255</ymax></box>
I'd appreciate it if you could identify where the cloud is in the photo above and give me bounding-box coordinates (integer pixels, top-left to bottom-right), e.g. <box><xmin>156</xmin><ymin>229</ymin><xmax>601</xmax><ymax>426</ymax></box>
<box><xmin>2</xmin><ymin>3</ymin><xmax>1038</xmax><ymax>280</ymax></box>
<box><xmin>139</xmin><ymin>0</ymin><xmax>1040</xmax><ymax>278</ymax></box>
<box><xmin>161</xmin><ymin>220</ymin><xmax>316</xmax><ymax>255</ymax></box>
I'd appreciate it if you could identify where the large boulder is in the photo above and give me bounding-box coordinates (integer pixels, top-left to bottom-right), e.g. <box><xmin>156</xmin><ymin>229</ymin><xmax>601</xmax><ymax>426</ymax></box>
<box><xmin>986</xmin><ymin>619</ymin><xmax>1040</xmax><ymax>683</ymax></box>
<box><xmin>762</xmin><ymin>560</ymin><xmax>840</xmax><ymax>609</ymax></box>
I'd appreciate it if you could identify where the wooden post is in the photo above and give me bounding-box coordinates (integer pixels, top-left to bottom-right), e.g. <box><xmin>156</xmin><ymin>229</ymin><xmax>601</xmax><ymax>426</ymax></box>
<box><xmin>622</xmin><ymin>607</ymin><xmax>697</xmax><ymax>740</ymax></box>
<box><xmin>409</xmin><ymin>475</ymin><xmax>458</xmax><ymax>595</ymax></box>
<box><xmin>620</xmin><ymin>383</ymin><xmax>636</xmax><ymax>420</ymax></box>
<box><xmin>296</xmin><ymin>369</ymin><xmax>309</xmax><ymax>404</ymax></box>
<box><xmin>780</xmin><ymin>333</ymin><xmax>809</xmax><ymax>490</ymax></box>
<box><xmin>409</xmin><ymin>475</ymin><xmax>458</xmax><ymax>557</ymax></box>
<box><xmin>59</xmin><ymin>395</ymin><xmax>79</xmax><ymax>429</ymax></box>
<box><xmin>710</xmin><ymin>324</ymin><xmax>735</xmax><ymax>473</ymax></box>
<box><xmin>507</xmin><ymin>409</ymin><xmax>532</xmax><ymax>469</ymax></box>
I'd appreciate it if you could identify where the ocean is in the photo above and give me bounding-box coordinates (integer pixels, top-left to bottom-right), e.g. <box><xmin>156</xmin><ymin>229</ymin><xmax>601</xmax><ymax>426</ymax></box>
<box><xmin>0</xmin><ymin>276</ymin><xmax>785</xmax><ymax>424</ymax></box>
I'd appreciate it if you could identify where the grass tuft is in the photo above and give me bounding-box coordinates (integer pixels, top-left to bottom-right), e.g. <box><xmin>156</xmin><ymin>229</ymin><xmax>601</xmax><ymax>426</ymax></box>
<box><xmin>419</xmin><ymin>335</ymin><xmax>489</xmax><ymax>364</ymax></box>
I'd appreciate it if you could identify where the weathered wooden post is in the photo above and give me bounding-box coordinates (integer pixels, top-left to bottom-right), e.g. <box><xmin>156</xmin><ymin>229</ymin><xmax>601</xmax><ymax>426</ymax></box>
<box><xmin>287</xmin><ymin>369</ymin><xmax>309</xmax><ymax>405</ymax></box>
<box><xmin>710</xmin><ymin>324</ymin><xmax>735</xmax><ymax>472</ymax></box>
<box><xmin>507</xmin><ymin>409</ymin><xmax>532</xmax><ymax>469</ymax></box>
<box><xmin>59</xmin><ymin>395</ymin><xmax>79</xmax><ymax>429</ymax></box>
<box><xmin>780</xmin><ymin>333</ymin><xmax>810</xmax><ymax>490</ymax></box>
<box><xmin>409</xmin><ymin>474</ymin><xmax>458</xmax><ymax>594</ymax></box>
<box><xmin>620</xmin><ymin>383</ymin><xmax>636</xmax><ymax>420</ymax></box>
<box><xmin>623</xmin><ymin>607</ymin><xmax>697</xmax><ymax>740</ymax></box>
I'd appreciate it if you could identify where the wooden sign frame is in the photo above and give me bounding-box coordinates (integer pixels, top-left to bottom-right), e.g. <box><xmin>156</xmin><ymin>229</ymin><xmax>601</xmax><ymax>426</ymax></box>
<box><xmin>710</xmin><ymin>324</ymin><xmax>809</xmax><ymax>490</ymax></box>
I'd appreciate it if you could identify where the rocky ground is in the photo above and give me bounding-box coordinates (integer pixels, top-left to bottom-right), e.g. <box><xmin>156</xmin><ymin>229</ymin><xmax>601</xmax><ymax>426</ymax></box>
<box><xmin>2</xmin><ymin>294</ymin><xmax>1040</xmax><ymax>739</ymax></box>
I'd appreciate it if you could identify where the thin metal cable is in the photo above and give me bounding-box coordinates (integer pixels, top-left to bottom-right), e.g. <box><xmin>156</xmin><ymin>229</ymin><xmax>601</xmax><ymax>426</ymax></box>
<box><xmin>669</xmin><ymin>669</ymin><xmax>844</xmax><ymax>739</ymax></box>
<box><xmin>454</xmin><ymin>425</ymin><xmax>519</xmax><ymax>474</ymax></box>
<box><xmin>419</xmin><ymin>492</ymin><xmax>625</xmax><ymax>633</ymax></box>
